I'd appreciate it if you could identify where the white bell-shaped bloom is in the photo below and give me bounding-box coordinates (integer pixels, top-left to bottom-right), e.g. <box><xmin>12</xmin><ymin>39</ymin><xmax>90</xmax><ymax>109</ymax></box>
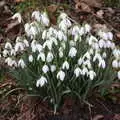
<box><xmin>36</xmin><ymin>76</ymin><xmax>47</xmax><ymax>87</ymax></box>
<box><xmin>79</xmin><ymin>27</ymin><xmax>85</xmax><ymax>36</ymax></box>
<box><xmin>3</xmin><ymin>49</ymin><xmax>9</xmax><ymax>57</ymax></box>
<box><xmin>59</xmin><ymin>51</ymin><xmax>64</xmax><ymax>58</ymax></box>
<box><xmin>99</xmin><ymin>39</ymin><xmax>105</xmax><ymax>48</ymax></box>
<box><xmin>59</xmin><ymin>13</ymin><xmax>68</xmax><ymax>20</ymax></box>
<box><xmin>18</xmin><ymin>58</ymin><xmax>26</xmax><ymax>69</ymax></box>
<box><xmin>23</xmin><ymin>39</ymin><xmax>29</xmax><ymax>47</ymax></box>
<box><xmin>112</xmin><ymin>49</ymin><xmax>120</xmax><ymax>58</ymax></box>
<box><xmin>83</xmin><ymin>52</ymin><xmax>91</xmax><ymax>60</ymax></box>
<box><xmin>10</xmin><ymin>49</ymin><xmax>16</xmax><ymax>56</ymax></box>
<box><xmin>12</xmin><ymin>13</ymin><xmax>22</xmax><ymax>23</ymax></box>
<box><xmin>93</xmin><ymin>53</ymin><xmax>102</xmax><ymax>62</ymax></box>
<box><xmin>117</xmin><ymin>71</ymin><xmax>120</xmax><ymax>79</ymax></box>
<box><xmin>5</xmin><ymin>42</ymin><xmax>12</xmax><ymax>49</ymax></box>
<box><xmin>102</xmin><ymin>52</ymin><xmax>107</xmax><ymax>58</ymax></box>
<box><xmin>46</xmin><ymin>52</ymin><xmax>54</xmax><ymax>62</ymax></box>
<box><xmin>42</xmin><ymin>30</ymin><xmax>47</xmax><ymax>40</ymax></box>
<box><xmin>37</xmin><ymin>52</ymin><xmax>45</xmax><ymax>61</ymax></box>
<box><xmin>98</xmin><ymin>59</ymin><xmax>106</xmax><ymax>69</ymax></box>
<box><xmin>43</xmin><ymin>40</ymin><xmax>53</xmax><ymax>50</ymax></box>
<box><xmin>24</xmin><ymin>23</ymin><xmax>31</xmax><ymax>37</ymax></box>
<box><xmin>84</xmin><ymin>60</ymin><xmax>92</xmax><ymax>69</ymax></box>
<box><xmin>28</xmin><ymin>55</ymin><xmax>33</xmax><ymax>62</ymax></box>
<box><xmin>112</xmin><ymin>60</ymin><xmax>119</xmax><ymax>68</ymax></box>
<box><xmin>57</xmin><ymin>31</ymin><xmax>67</xmax><ymax>41</ymax></box>
<box><xmin>84</xmin><ymin>24</ymin><xmax>91</xmax><ymax>33</ymax></box>
<box><xmin>72</xmin><ymin>25</ymin><xmax>80</xmax><ymax>36</ymax></box>
<box><xmin>57</xmin><ymin>70</ymin><xmax>65</xmax><ymax>81</ymax></box>
<box><xmin>62</xmin><ymin>61</ymin><xmax>69</xmax><ymax>70</ymax></box>
<box><xmin>36</xmin><ymin>44</ymin><xmax>43</xmax><ymax>53</ymax></box>
<box><xmin>59</xmin><ymin>20</ymin><xmax>67</xmax><ymax>32</ymax></box>
<box><xmin>50</xmin><ymin>65</ymin><xmax>56</xmax><ymax>72</ymax></box>
<box><xmin>32</xmin><ymin>11</ymin><xmax>41</xmax><ymax>22</ymax></box>
<box><xmin>15</xmin><ymin>42</ymin><xmax>24</xmax><ymax>52</ymax></box>
<box><xmin>42</xmin><ymin>64</ymin><xmax>49</xmax><ymax>73</ymax></box>
<box><xmin>11</xmin><ymin>60</ymin><xmax>17</xmax><ymax>67</ymax></box>
<box><xmin>107</xmin><ymin>32</ymin><xmax>113</xmax><ymax>40</ymax></box>
<box><xmin>68</xmin><ymin>47</ymin><xmax>77</xmax><ymax>58</ymax></box>
<box><xmin>88</xmin><ymin>70</ymin><xmax>96</xmax><ymax>80</ymax></box>
<box><xmin>78</xmin><ymin>58</ymin><xmax>83</xmax><ymax>65</ymax></box>
<box><xmin>74</xmin><ymin>67</ymin><xmax>81</xmax><ymax>77</ymax></box>
<box><xmin>5</xmin><ymin>57</ymin><xmax>12</xmax><ymax>66</ymax></box>
<box><xmin>41</xmin><ymin>12</ymin><xmax>50</xmax><ymax>26</ymax></box>
<box><xmin>81</xmin><ymin>67</ymin><xmax>88</xmax><ymax>76</ymax></box>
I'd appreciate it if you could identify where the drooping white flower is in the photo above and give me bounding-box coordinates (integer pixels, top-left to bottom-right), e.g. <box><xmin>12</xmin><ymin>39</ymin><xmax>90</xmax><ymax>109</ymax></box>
<box><xmin>41</xmin><ymin>12</ymin><xmax>50</xmax><ymax>26</ymax></box>
<box><xmin>62</xmin><ymin>61</ymin><xmax>69</xmax><ymax>70</ymax></box>
<box><xmin>36</xmin><ymin>76</ymin><xmax>47</xmax><ymax>87</ymax></box>
<box><xmin>98</xmin><ymin>59</ymin><xmax>106</xmax><ymax>69</ymax></box>
<box><xmin>57</xmin><ymin>31</ymin><xmax>67</xmax><ymax>41</ymax></box>
<box><xmin>15</xmin><ymin>42</ymin><xmax>24</xmax><ymax>52</ymax></box>
<box><xmin>18</xmin><ymin>58</ymin><xmax>26</xmax><ymax>68</ymax></box>
<box><xmin>102</xmin><ymin>52</ymin><xmax>107</xmax><ymax>58</ymax></box>
<box><xmin>36</xmin><ymin>44</ymin><xmax>43</xmax><ymax>53</ymax></box>
<box><xmin>117</xmin><ymin>71</ymin><xmax>120</xmax><ymax>79</ymax></box>
<box><xmin>12</xmin><ymin>13</ymin><xmax>22</xmax><ymax>23</ymax></box>
<box><xmin>11</xmin><ymin>60</ymin><xmax>17</xmax><ymax>67</ymax></box>
<box><xmin>42</xmin><ymin>30</ymin><xmax>47</xmax><ymax>40</ymax></box>
<box><xmin>5</xmin><ymin>42</ymin><xmax>12</xmax><ymax>49</ymax></box>
<box><xmin>107</xmin><ymin>32</ymin><xmax>113</xmax><ymax>40</ymax></box>
<box><xmin>72</xmin><ymin>25</ymin><xmax>80</xmax><ymax>36</ymax></box>
<box><xmin>74</xmin><ymin>67</ymin><xmax>81</xmax><ymax>77</ymax></box>
<box><xmin>84</xmin><ymin>24</ymin><xmax>91</xmax><ymax>33</ymax></box>
<box><xmin>42</xmin><ymin>64</ymin><xmax>49</xmax><ymax>73</ymax></box>
<box><xmin>50</xmin><ymin>65</ymin><xmax>56</xmax><ymax>72</ymax></box>
<box><xmin>10</xmin><ymin>49</ymin><xmax>16</xmax><ymax>56</ymax></box>
<box><xmin>78</xmin><ymin>58</ymin><xmax>83</xmax><ymax>65</ymax></box>
<box><xmin>23</xmin><ymin>39</ymin><xmax>29</xmax><ymax>47</ymax></box>
<box><xmin>68</xmin><ymin>47</ymin><xmax>77</xmax><ymax>58</ymax></box>
<box><xmin>112</xmin><ymin>49</ymin><xmax>120</xmax><ymax>58</ymax></box>
<box><xmin>46</xmin><ymin>52</ymin><xmax>54</xmax><ymax>62</ymax></box>
<box><xmin>59</xmin><ymin>20</ymin><xmax>67</xmax><ymax>32</ymax></box>
<box><xmin>24</xmin><ymin>23</ymin><xmax>31</xmax><ymax>37</ymax></box>
<box><xmin>28</xmin><ymin>55</ymin><xmax>33</xmax><ymax>62</ymax></box>
<box><xmin>31</xmin><ymin>40</ymin><xmax>37</xmax><ymax>52</ymax></box>
<box><xmin>59</xmin><ymin>51</ymin><xmax>64</xmax><ymax>58</ymax></box>
<box><xmin>84</xmin><ymin>60</ymin><xmax>92</xmax><ymax>69</ymax></box>
<box><xmin>83</xmin><ymin>52</ymin><xmax>91</xmax><ymax>60</ymax></box>
<box><xmin>93</xmin><ymin>53</ymin><xmax>102</xmax><ymax>62</ymax></box>
<box><xmin>5</xmin><ymin>57</ymin><xmax>12</xmax><ymax>66</ymax></box>
<box><xmin>99</xmin><ymin>39</ymin><xmax>105</xmax><ymax>48</ymax></box>
<box><xmin>3</xmin><ymin>49</ymin><xmax>9</xmax><ymax>57</ymax></box>
<box><xmin>79</xmin><ymin>27</ymin><xmax>85</xmax><ymax>36</ymax></box>
<box><xmin>59</xmin><ymin>13</ymin><xmax>68</xmax><ymax>20</ymax></box>
<box><xmin>81</xmin><ymin>67</ymin><xmax>88</xmax><ymax>76</ymax></box>
<box><xmin>43</xmin><ymin>40</ymin><xmax>53</xmax><ymax>50</ymax></box>
<box><xmin>29</xmin><ymin>25</ymin><xmax>38</xmax><ymax>37</ymax></box>
<box><xmin>57</xmin><ymin>70</ymin><xmax>65</xmax><ymax>81</ymax></box>
<box><xmin>112</xmin><ymin>60</ymin><xmax>119</xmax><ymax>68</ymax></box>
<box><xmin>37</xmin><ymin>52</ymin><xmax>45</xmax><ymax>62</ymax></box>
<box><xmin>32</xmin><ymin>11</ymin><xmax>41</xmax><ymax>22</ymax></box>
<box><xmin>88</xmin><ymin>70</ymin><xmax>96</xmax><ymax>80</ymax></box>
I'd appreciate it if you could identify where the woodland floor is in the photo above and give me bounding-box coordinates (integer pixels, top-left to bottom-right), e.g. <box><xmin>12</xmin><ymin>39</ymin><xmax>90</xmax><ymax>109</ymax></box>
<box><xmin>0</xmin><ymin>0</ymin><xmax>120</xmax><ymax>120</ymax></box>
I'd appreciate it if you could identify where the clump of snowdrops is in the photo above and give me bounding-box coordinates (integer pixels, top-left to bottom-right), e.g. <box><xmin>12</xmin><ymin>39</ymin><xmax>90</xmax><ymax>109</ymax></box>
<box><xmin>2</xmin><ymin>11</ymin><xmax>120</xmax><ymax>112</ymax></box>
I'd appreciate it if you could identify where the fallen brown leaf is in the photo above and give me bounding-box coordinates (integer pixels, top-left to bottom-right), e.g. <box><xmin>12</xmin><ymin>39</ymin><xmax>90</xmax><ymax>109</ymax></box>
<box><xmin>116</xmin><ymin>32</ymin><xmax>120</xmax><ymax>40</ymax></box>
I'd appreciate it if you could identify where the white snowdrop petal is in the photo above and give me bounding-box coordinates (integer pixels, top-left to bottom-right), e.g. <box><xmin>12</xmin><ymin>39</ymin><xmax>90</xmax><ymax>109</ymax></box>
<box><xmin>42</xmin><ymin>64</ymin><xmax>49</xmax><ymax>73</ymax></box>
<box><xmin>36</xmin><ymin>76</ymin><xmax>47</xmax><ymax>87</ymax></box>
<box><xmin>50</xmin><ymin>65</ymin><xmax>56</xmax><ymax>72</ymax></box>
<box><xmin>29</xmin><ymin>55</ymin><xmax>33</xmax><ymax>62</ymax></box>
<box><xmin>57</xmin><ymin>70</ymin><xmax>65</xmax><ymax>81</ymax></box>
<box><xmin>68</xmin><ymin>47</ymin><xmax>77</xmax><ymax>58</ymax></box>
<box><xmin>62</xmin><ymin>61</ymin><xmax>69</xmax><ymax>70</ymax></box>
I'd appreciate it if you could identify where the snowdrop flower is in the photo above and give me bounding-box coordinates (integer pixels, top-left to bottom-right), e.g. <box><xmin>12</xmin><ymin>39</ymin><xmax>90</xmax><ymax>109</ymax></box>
<box><xmin>37</xmin><ymin>52</ymin><xmax>45</xmax><ymax>61</ymax></box>
<box><xmin>36</xmin><ymin>44</ymin><xmax>43</xmax><ymax>53</ymax></box>
<box><xmin>5</xmin><ymin>42</ymin><xmax>12</xmax><ymax>49</ymax></box>
<box><xmin>89</xmin><ymin>35</ymin><xmax>98</xmax><ymax>45</ymax></box>
<box><xmin>3</xmin><ymin>49</ymin><xmax>9</xmax><ymax>57</ymax></box>
<box><xmin>10</xmin><ymin>49</ymin><xmax>16</xmax><ymax>56</ymax></box>
<box><xmin>24</xmin><ymin>23</ymin><xmax>31</xmax><ymax>36</ymax></box>
<box><xmin>84</xmin><ymin>60</ymin><xmax>92</xmax><ymax>69</ymax></box>
<box><xmin>43</xmin><ymin>40</ymin><xmax>53</xmax><ymax>50</ymax></box>
<box><xmin>99</xmin><ymin>39</ymin><xmax>105</xmax><ymax>48</ymax></box>
<box><xmin>29</xmin><ymin>55</ymin><xmax>33</xmax><ymax>62</ymax></box>
<box><xmin>81</xmin><ymin>67</ymin><xmax>88</xmax><ymax>76</ymax></box>
<box><xmin>78</xmin><ymin>58</ymin><xmax>83</xmax><ymax>65</ymax></box>
<box><xmin>5</xmin><ymin>57</ymin><xmax>12</xmax><ymax>66</ymax></box>
<box><xmin>42</xmin><ymin>30</ymin><xmax>47</xmax><ymax>40</ymax></box>
<box><xmin>59</xmin><ymin>51</ymin><xmax>64</xmax><ymax>58</ymax></box>
<box><xmin>36</xmin><ymin>76</ymin><xmax>47</xmax><ymax>87</ymax></box>
<box><xmin>107</xmin><ymin>32</ymin><xmax>113</xmax><ymax>40</ymax></box>
<box><xmin>12</xmin><ymin>13</ymin><xmax>22</xmax><ymax>23</ymax></box>
<box><xmin>57</xmin><ymin>31</ymin><xmax>67</xmax><ymax>41</ymax></box>
<box><xmin>15</xmin><ymin>42</ymin><xmax>24</xmax><ymax>52</ymax></box>
<box><xmin>106</xmin><ymin>41</ymin><xmax>112</xmax><ymax>48</ymax></box>
<box><xmin>18</xmin><ymin>58</ymin><xmax>26</xmax><ymax>68</ymax></box>
<box><xmin>79</xmin><ymin>27</ymin><xmax>85</xmax><ymax>36</ymax></box>
<box><xmin>57</xmin><ymin>70</ymin><xmax>65</xmax><ymax>81</ymax></box>
<box><xmin>112</xmin><ymin>49</ymin><xmax>120</xmax><ymax>58</ymax></box>
<box><xmin>84</xmin><ymin>24</ymin><xmax>91</xmax><ymax>33</ymax></box>
<box><xmin>23</xmin><ymin>39</ymin><xmax>29</xmax><ymax>47</ymax></box>
<box><xmin>88</xmin><ymin>70</ymin><xmax>96</xmax><ymax>80</ymax></box>
<box><xmin>102</xmin><ymin>32</ymin><xmax>108</xmax><ymax>40</ymax></box>
<box><xmin>74</xmin><ymin>67</ymin><xmax>81</xmax><ymax>77</ymax></box>
<box><xmin>117</xmin><ymin>71</ymin><xmax>120</xmax><ymax>79</ymax></box>
<box><xmin>51</xmin><ymin>37</ymin><xmax>58</xmax><ymax>46</ymax></box>
<box><xmin>46</xmin><ymin>52</ymin><xmax>54</xmax><ymax>62</ymax></box>
<box><xmin>41</xmin><ymin>12</ymin><xmax>50</xmax><ymax>26</ymax></box>
<box><xmin>11</xmin><ymin>60</ymin><xmax>17</xmax><ymax>67</ymax></box>
<box><xmin>83</xmin><ymin>52</ymin><xmax>91</xmax><ymax>60</ymax></box>
<box><xmin>30</xmin><ymin>25</ymin><xmax>38</xmax><ymax>37</ymax></box>
<box><xmin>32</xmin><ymin>11</ymin><xmax>41</xmax><ymax>22</ymax></box>
<box><xmin>74</xmin><ymin>34</ymin><xmax>79</xmax><ymax>42</ymax></box>
<box><xmin>70</xmin><ymin>40</ymin><xmax>76</xmax><ymax>46</ymax></box>
<box><xmin>62</xmin><ymin>61</ymin><xmax>69</xmax><ymax>70</ymax></box>
<box><xmin>50</xmin><ymin>65</ymin><xmax>56</xmax><ymax>72</ymax></box>
<box><xmin>72</xmin><ymin>25</ymin><xmax>80</xmax><ymax>36</ymax></box>
<box><xmin>98</xmin><ymin>59</ymin><xmax>106</xmax><ymax>69</ymax></box>
<box><xmin>92</xmin><ymin>43</ymin><xmax>99</xmax><ymax>50</ymax></box>
<box><xmin>59</xmin><ymin>20</ymin><xmax>67</xmax><ymax>32</ymax></box>
<box><xmin>102</xmin><ymin>52</ymin><xmax>107</xmax><ymax>58</ymax></box>
<box><xmin>93</xmin><ymin>53</ymin><xmax>102</xmax><ymax>62</ymax></box>
<box><xmin>42</xmin><ymin>64</ymin><xmax>49</xmax><ymax>73</ymax></box>
<box><xmin>68</xmin><ymin>47</ymin><xmax>77</xmax><ymax>58</ymax></box>
<box><xmin>59</xmin><ymin>13</ymin><xmax>68</xmax><ymax>20</ymax></box>
<box><xmin>112</xmin><ymin>60</ymin><xmax>119</xmax><ymax>68</ymax></box>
